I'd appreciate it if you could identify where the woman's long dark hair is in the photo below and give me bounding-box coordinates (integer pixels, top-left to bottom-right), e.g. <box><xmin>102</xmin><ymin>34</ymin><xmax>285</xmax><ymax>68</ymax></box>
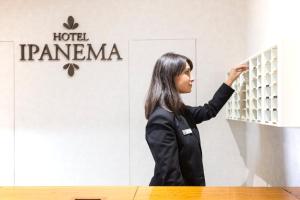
<box><xmin>145</xmin><ymin>52</ymin><xmax>193</xmax><ymax>119</ymax></box>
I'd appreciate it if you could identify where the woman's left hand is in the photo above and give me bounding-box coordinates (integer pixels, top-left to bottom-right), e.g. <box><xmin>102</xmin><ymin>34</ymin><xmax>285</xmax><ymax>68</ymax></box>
<box><xmin>225</xmin><ymin>64</ymin><xmax>249</xmax><ymax>86</ymax></box>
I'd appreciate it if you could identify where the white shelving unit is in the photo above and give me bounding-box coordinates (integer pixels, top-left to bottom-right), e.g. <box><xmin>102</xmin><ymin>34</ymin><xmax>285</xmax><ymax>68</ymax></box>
<box><xmin>225</xmin><ymin>39</ymin><xmax>300</xmax><ymax>127</ymax></box>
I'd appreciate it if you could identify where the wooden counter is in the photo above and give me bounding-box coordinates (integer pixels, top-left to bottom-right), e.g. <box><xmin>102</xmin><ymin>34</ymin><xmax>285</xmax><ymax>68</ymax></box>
<box><xmin>284</xmin><ymin>188</ymin><xmax>300</xmax><ymax>200</ymax></box>
<box><xmin>0</xmin><ymin>186</ymin><xmax>299</xmax><ymax>200</ymax></box>
<box><xmin>0</xmin><ymin>187</ymin><xmax>137</xmax><ymax>200</ymax></box>
<box><xmin>135</xmin><ymin>187</ymin><xmax>299</xmax><ymax>200</ymax></box>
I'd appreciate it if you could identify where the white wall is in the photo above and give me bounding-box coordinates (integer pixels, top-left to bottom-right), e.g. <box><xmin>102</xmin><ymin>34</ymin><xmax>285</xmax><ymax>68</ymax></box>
<box><xmin>0</xmin><ymin>42</ymin><xmax>15</xmax><ymax>185</ymax></box>
<box><xmin>0</xmin><ymin>0</ymin><xmax>248</xmax><ymax>185</ymax></box>
<box><xmin>235</xmin><ymin>0</ymin><xmax>300</xmax><ymax>186</ymax></box>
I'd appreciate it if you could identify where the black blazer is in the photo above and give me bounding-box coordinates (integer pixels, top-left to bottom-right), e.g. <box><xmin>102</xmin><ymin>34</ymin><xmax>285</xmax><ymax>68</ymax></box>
<box><xmin>146</xmin><ymin>83</ymin><xmax>234</xmax><ymax>186</ymax></box>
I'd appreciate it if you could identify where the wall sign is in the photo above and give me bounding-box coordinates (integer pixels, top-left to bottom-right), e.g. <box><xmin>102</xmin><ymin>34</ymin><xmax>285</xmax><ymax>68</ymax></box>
<box><xmin>19</xmin><ymin>16</ymin><xmax>123</xmax><ymax>77</ymax></box>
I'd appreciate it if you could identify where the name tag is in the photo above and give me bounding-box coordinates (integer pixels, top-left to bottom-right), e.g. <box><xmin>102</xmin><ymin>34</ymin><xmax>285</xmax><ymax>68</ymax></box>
<box><xmin>182</xmin><ymin>128</ymin><xmax>192</xmax><ymax>135</ymax></box>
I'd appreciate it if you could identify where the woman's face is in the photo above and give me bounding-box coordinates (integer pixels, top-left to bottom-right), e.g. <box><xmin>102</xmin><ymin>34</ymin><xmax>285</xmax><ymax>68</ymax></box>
<box><xmin>175</xmin><ymin>62</ymin><xmax>194</xmax><ymax>93</ymax></box>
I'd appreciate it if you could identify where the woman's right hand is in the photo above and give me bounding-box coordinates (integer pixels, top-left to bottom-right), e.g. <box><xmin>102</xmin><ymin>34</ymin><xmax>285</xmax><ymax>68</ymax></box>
<box><xmin>225</xmin><ymin>64</ymin><xmax>249</xmax><ymax>86</ymax></box>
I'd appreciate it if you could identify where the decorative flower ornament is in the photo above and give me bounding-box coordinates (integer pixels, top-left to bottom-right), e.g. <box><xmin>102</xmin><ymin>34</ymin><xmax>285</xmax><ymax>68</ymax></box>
<box><xmin>63</xmin><ymin>16</ymin><xmax>79</xmax><ymax>30</ymax></box>
<box><xmin>63</xmin><ymin>63</ymin><xmax>79</xmax><ymax>77</ymax></box>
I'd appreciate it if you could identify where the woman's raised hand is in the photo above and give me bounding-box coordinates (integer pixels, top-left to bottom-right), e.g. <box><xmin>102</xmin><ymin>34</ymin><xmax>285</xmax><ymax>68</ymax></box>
<box><xmin>225</xmin><ymin>64</ymin><xmax>249</xmax><ymax>86</ymax></box>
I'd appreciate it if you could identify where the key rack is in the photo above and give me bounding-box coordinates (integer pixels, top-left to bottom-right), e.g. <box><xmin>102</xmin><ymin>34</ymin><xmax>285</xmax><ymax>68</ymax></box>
<box><xmin>225</xmin><ymin>39</ymin><xmax>300</xmax><ymax>127</ymax></box>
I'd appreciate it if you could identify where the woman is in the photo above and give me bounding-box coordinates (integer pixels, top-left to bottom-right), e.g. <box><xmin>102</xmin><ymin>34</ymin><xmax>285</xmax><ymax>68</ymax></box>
<box><xmin>144</xmin><ymin>52</ymin><xmax>248</xmax><ymax>186</ymax></box>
